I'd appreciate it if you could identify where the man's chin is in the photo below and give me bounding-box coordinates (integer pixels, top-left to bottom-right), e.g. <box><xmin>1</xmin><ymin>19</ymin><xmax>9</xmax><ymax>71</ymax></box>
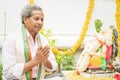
<box><xmin>35</xmin><ymin>28</ymin><xmax>41</xmax><ymax>32</ymax></box>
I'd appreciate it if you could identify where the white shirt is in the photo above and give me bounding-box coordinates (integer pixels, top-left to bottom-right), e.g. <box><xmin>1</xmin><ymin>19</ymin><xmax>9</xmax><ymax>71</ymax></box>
<box><xmin>1</xmin><ymin>27</ymin><xmax>57</xmax><ymax>80</ymax></box>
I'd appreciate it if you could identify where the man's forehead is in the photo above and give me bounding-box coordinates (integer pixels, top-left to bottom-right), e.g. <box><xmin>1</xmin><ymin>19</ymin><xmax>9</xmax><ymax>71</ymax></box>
<box><xmin>31</xmin><ymin>10</ymin><xmax>43</xmax><ymax>15</ymax></box>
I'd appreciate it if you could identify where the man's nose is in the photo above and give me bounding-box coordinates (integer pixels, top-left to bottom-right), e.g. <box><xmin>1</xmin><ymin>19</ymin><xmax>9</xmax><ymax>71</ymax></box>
<box><xmin>38</xmin><ymin>20</ymin><xmax>43</xmax><ymax>25</ymax></box>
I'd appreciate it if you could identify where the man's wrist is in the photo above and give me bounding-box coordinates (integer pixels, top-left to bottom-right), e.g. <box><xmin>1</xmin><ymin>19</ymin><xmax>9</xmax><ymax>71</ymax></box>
<box><xmin>43</xmin><ymin>59</ymin><xmax>52</xmax><ymax>69</ymax></box>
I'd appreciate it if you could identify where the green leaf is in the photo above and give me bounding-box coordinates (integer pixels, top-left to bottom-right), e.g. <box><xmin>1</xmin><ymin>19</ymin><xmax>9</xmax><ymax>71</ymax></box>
<box><xmin>62</xmin><ymin>55</ymin><xmax>76</xmax><ymax>70</ymax></box>
<box><xmin>94</xmin><ymin>19</ymin><xmax>102</xmax><ymax>33</ymax></box>
<box><xmin>0</xmin><ymin>64</ymin><xmax>3</xmax><ymax>80</ymax></box>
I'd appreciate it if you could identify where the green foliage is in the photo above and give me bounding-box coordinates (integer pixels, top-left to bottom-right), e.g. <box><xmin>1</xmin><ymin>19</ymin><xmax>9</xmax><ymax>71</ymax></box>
<box><xmin>62</xmin><ymin>55</ymin><xmax>76</xmax><ymax>70</ymax></box>
<box><xmin>55</xmin><ymin>54</ymin><xmax>65</xmax><ymax>65</ymax></box>
<box><xmin>94</xmin><ymin>19</ymin><xmax>102</xmax><ymax>33</ymax></box>
<box><xmin>40</xmin><ymin>28</ymin><xmax>52</xmax><ymax>38</ymax></box>
<box><xmin>55</xmin><ymin>54</ymin><xmax>76</xmax><ymax>70</ymax></box>
<box><xmin>40</xmin><ymin>28</ymin><xmax>57</xmax><ymax>47</ymax></box>
<box><xmin>0</xmin><ymin>64</ymin><xmax>2</xmax><ymax>80</ymax></box>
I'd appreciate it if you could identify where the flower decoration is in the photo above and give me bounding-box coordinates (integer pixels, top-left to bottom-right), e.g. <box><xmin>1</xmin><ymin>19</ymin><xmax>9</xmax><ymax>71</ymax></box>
<box><xmin>115</xmin><ymin>0</ymin><xmax>120</xmax><ymax>59</ymax></box>
<box><xmin>29</xmin><ymin>0</ymin><xmax>35</xmax><ymax>5</ymax></box>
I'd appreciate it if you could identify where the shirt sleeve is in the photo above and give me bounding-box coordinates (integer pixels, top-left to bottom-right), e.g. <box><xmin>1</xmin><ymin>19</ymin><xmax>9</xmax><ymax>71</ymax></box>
<box><xmin>45</xmin><ymin>50</ymin><xmax>57</xmax><ymax>72</ymax></box>
<box><xmin>1</xmin><ymin>35</ymin><xmax>24</xmax><ymax>79</ymax></box>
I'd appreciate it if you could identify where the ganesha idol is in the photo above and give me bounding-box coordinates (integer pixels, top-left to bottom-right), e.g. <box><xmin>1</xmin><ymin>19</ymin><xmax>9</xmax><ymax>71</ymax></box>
<box><xmin>76</xmin><ymin>26</ymin><xmax>118</xmax><ymax>74</ymax></box>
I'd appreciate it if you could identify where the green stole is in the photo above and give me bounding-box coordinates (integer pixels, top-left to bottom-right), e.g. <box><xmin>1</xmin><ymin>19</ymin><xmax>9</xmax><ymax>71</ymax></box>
<box><xmin>22</xmin><ymin>25</ymin><xmax>42</xmax><ymax>80</ymax></box>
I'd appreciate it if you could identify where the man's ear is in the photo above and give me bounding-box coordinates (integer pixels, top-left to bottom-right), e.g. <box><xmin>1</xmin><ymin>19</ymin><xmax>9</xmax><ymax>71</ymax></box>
<box><xmin>23</xmin><ymin>17</ymin><xmax>28</xmax><ymax>24</ymax></box>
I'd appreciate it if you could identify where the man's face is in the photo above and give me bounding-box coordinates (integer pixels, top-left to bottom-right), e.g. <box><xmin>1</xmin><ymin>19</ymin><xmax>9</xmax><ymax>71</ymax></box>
<box><xmin>24</xmin><ymin>10</ymin><xmax>44</xmax><ymax>34</ymax></box>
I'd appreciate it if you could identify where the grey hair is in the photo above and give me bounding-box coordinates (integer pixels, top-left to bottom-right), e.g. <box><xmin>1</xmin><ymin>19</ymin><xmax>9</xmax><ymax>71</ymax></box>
<box><xmin>21</xmin><ymin>4</ymin><xmax>43</xmax><ymax>24</ymax></box>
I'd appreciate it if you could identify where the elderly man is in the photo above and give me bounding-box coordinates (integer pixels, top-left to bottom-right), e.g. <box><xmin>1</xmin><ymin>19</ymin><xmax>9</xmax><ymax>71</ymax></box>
<box><xmin>1</xmin><ymin>5</ymin><xmax>57</xmax><ymax>80</ymax></box>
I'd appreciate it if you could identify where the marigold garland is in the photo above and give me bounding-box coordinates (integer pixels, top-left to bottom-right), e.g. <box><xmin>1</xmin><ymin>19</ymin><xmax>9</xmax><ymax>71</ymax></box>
<box><xmin>52</xmin><ymin>0</ymin><xmax>94</xmax><ymax>55</ymax></box>
<box><xmin>29</xmin><ymin>0</ymin><xmax>35</xmax><ymax>5</ymax></box>
<box><xmin>115</xmin><ymin>0</ymin><xmax>120</xmax><ymax>59</ymax></box>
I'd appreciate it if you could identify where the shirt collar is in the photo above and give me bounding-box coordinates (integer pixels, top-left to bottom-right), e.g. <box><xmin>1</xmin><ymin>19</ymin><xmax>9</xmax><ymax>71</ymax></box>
<box><xmin>25</xmin><ymin>28</ymin><xmax>39</xmax><ymax>42</ymax></box>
